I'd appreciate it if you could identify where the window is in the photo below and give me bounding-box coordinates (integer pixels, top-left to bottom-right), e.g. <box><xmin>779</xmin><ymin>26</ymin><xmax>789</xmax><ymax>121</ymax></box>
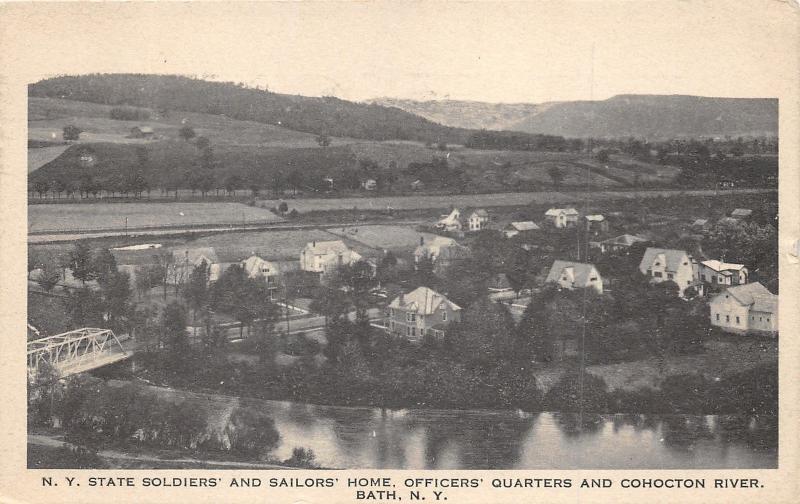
<box><xmin>687</xmin><ymin>280</ymin><xmax>691</xmax><ymax>286</ymax></box>
<box><xmin>390</xmin><ymin>321</ymin><xmax>395</xmax><ymax>330</ymax></box>
<box><xmin>654</xmin><ymin>261</ymin><xmax>660</xmax><ymax>266</ymax></box>
<box><xmin>406</xmin><ymin>313</ymin><xmax>416</xmax><ymax>322</ymax></box>
<box><xmin>726</xmin><ymin>315</ymin><xmax>730</xmax><ymax>323</ymax></box>
<box><xmin>590</xmin><ymin>277</ymin><xmax>597</xmax><ymax>282</ymax></box>
<box><xmin>653</xmin><ymin>272</ymin><xmax>662</xmax><ymax>278</ymax></box>
<box><xmin>716</xmin><ymin>314</ymin><xmax>720</xmax><ymax>321</ymax></box>
<box><xmin>667</xmin><ymin>273</ymin><xmax>674</xmax><ymax>280</ymax></box>
<box><xmin>442</xmin><ymin>310</ymin><xmax>447</xmax><ymax>321</ymax></box>
<box><xmin>736</xmin><ymin>316</ymin><xmax>740</xmax><ymax>325</ymax></box>
<box><xmin>411</xmin><ymin>327</ymin><xmax>416</xmax><ymax>337</ymax></box>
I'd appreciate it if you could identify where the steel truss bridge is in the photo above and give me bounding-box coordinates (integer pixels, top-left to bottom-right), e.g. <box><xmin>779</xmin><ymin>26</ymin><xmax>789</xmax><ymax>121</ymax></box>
<box><xmin>27</xmin><ymin>327</ymin><xmax>132</xmax><ymax>380</ymax></box>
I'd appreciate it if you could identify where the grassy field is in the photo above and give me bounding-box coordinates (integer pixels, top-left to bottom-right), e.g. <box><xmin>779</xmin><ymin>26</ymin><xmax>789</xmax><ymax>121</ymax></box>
<box><xmin>185</xmin><ymin>227</ymin><xmax>342</xmax><ymax>262</ymax></box>
<box><xmin>28</xmin><ymin>145</ymin><xmax>71</xmax><ymax>173</ymax></box>
<box><xmin>326</xmin><ymin>225</ymin><xmax>445</xmax><ymax>253</ymax></box>
<box><xmin>28</xmin><ymin>202</ymin><xmax>283</xmax><ymax>233</ymax></box>
<box><xmin>29</xmin><ymin>97</ymin><xmax>333</xmax><ymax>148</ymax></box>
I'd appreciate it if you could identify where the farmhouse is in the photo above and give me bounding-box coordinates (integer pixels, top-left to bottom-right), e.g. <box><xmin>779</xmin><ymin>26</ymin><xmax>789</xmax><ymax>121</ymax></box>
<box><xmin>468</xmin><ymin>209</ymin><xmax>490</xmax><ymax>231</ymax></box>
<box><xmin>386</xmin><ymin>286</ymin><xmax>461</xmax><ymax>342</ymax></box>
<box><xmin>503</xmin><ymin>221</ymin><xmax>540</xmax><ymax>238</ymax></box>
<box><xmin>638</xmin><ymin>247</ymin><xmax>699</xmax><ymax>297</ymax></box>
<box><xmin>361</xmin><ymin>178</ymin><xmax>377</xmax><ymax>191</ymax></box>
<box><xmin>592</xmin><ymin>234</ymin><xmax>648</xmax><ymax>254</ymax></box>
<box><xmin>709</xmin><ymin>282</ymin><xmax>778</xmax><ymax>334</ymax></box>
<box><xmin>130</xmin><ymin>126</ymin><xmax>154</xmax><ymax>139</ymax></box>
<box><xmin>436</xmin><ymin>208</ymin><xmax>463</xmax><ymax>232</ymax></box>
<box><xmin>171</xmin><ymin>247</ymin><xmax>220</xmax><ymax>284</ymax></box>
<box><xmin>697</xmin><ymin>260</ymin><xmax>749</xmax><ymax>287</ymax></box>
<box><xmin>544</xmin><ymin>208</ymin><xmax>579</xmax><ymax>228</ymax></box>
<box><xmin>545</xmin><ymin>260</ymin><xmax>603</xmax><ymax>294</ymax></box>
<box><xmin>300</xmin><ymin>240</ymin><xmax>362</xmax><ymax>276</ymax></box>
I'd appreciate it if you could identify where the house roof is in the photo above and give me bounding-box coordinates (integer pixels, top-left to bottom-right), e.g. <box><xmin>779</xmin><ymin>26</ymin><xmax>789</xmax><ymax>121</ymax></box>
<box><xmin>508</xmin><ymin>221</ymin><xmax>540</xmax><ymax>231</ymax></box>
<box><xmin>438</xmin><ymin>209</ymin><xmax>461</xmax><ymax>226</ymax></box>
<box><xmin>304</xmin><ymin>240</ymin><xmax>350</xmax><ymax>255</ymax></box>
<box><xmin>545</xmin><ymin>260</ymin><xmax>600</xmax><ymax>287</ymax></box>
<box><xmin>415</xmin><ymin>236</ymin><xmax>458</xmax><ymax>256</ymax></box>
<box><xmin>601</xmin><ymin>234</ymin><xmax>647</xmax><ymax>247</ymax></box>
<box><xmin>692</xmin><ymin>219</ymin><xmax>709</xmax><ymax>226</ymax></box>
<box><xmin>488</xmin><ymin>273</ymin><xmax>512</xmax><ymax>290</ymax></box>
<box><xmin>545</xmin><ymin>208</ymin><xmax>579</xmax><ymax>217</ymax></box>
<box><xmin>718</xmin><ymin>217</ymin><xmax>742</xmax><ymax>226</ymax></box>
<box><xmin>701</xmin><ymin>259</ymin><xmax>746</xmax><ymax>272</ymax></box>
<box><xmin>471</xmin><ymin>209</ymin><xmax>489</xmax><ymax>218</ymax></box>
<box><xmin>585</xmin><ymin>214</ymin><xmax>605</xmax><ymax>221</ymax></box>
<box><xmin>731</xmin><ymin>208</ymin><xmax>753</xmax><ymax>217</ymax></box>
<box><xmin>388</xmin><ymin>286</ymin><xmax>461</xmax><ymax>315</ymax></box>
<box><xmin>638</xmin><ymin>247</ymin><xmax>691</xmax><ymax>273</ymax></box>
<box><xmin>721</xmin><ymin>282</ymin><xmax>777</xmax><ymax>314</ymax></box>
<box><xmin>172</xmin><ymin>247</ymin><xmax>219</xmax><ymax>266</ymax></box>
<box><xmin>241</xmin><ymin>255</ymin><xmax>275</xmax><ymax>277</ymax></box>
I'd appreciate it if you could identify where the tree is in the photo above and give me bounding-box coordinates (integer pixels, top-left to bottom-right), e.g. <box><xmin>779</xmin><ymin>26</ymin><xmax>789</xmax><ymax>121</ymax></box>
<box><xmin>65</xmin><ymin>288</ymin><xmax>105</xmax><ymax>328</ymax></box>
<box><xmin>161</xmin><ymin>302</ymin><xmax>189</xmax><ymax>352</ymax></box>
<box><xmin>183</xmin><ymin>261</ymin><xmax>210</xmax><ymax>335</ymax></box>
<box><xmin>596</xmin><ymin>149</ymin><xmax>611</xmax><ymax>163</ymax></box>
<box><xmin>224</xmin><ymin>407</ymin><xmax>280</xmax><ymax>459</ymax></box>
<box><xmin>101</xmin><ymin>271</ymin><xmax>132</xmax><ymax>332</ymax></box>
<box><xmin>287</xmin><ymin>170</ymin><xmax>304</xmax><ymax>195</ymax></box>
<box><xmin>62</xmin><ymin>125</ymin><xmax>82</xmax><ymax>141</ymax></box>
<box><xmin>92</xmin><ymin>248</ymin><xmax>118</xmax><ymax>287</ymax></box>
<box><xmin>449</xmin><ymin>296</ymin><xmax>514</xmax><ymax>368</ymax></box>
<box><xmin>195</xmin><ymin>136</ymin><xmax>211</xmax><ymax>150</ymax></box>
<box><xmin>178</xmin><ymin>125</ymin><xmax>196</xmax><ymax>141</ymax></box>
<box><xmin>547</xmin><ymin>166</ymin><xmax>565</xmax><ymax>188</ymax></box>
<box><xmin>316</xmin><ymin>133</ymin><xmax>331</xmax><ymax>147</ymax></box>
<box><xmin>69</xmin><ymin>242</ymin><xmax>95</xmax><ymax>284</ymax></box>
<box><xmin>277</xmin><ymin>201</ymin><xmax>289</xmax><ymax>213</ymax></box>
<box><xmin>35</xmin><ymin>261</ymin><xmax>61</xmax><ymax>292</ymax></box>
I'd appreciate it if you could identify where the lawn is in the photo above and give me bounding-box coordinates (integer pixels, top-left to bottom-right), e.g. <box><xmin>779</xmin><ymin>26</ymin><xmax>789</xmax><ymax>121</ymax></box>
<box><xmin>185</xmin><ymin>227</ymin><xmax>341</xmax><ymax>262</ymax></box>
<box><xmin>28</xmin><ymin>202</ymin><xmax>283</xmax><ymax>233</ymax></box>
<box><xmin>326</xmin><ymin>225</ymin><xmax>446</xmax><ymax>253</ymax></box>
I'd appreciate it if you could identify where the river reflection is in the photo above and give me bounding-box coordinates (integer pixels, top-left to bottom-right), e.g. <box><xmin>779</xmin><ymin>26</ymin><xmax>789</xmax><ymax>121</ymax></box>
<box><xmin>146</xmin><ymin>384</ymin><xmax>777</xmax><ymax>469</ymax></box>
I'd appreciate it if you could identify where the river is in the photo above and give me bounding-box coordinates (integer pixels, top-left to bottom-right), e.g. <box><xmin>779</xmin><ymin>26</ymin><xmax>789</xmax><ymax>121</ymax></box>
<box><xmin>133</xmin><ymin>382</ymin><xmax>777</xmax><ymax>469</ymax></box>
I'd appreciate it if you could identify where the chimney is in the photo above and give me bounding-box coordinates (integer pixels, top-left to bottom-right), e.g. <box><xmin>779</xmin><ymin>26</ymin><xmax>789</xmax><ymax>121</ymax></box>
<box><xmin>420</xmin><ymin>236</ymin><xmax>424</xmax><ymax>246</ymax></box>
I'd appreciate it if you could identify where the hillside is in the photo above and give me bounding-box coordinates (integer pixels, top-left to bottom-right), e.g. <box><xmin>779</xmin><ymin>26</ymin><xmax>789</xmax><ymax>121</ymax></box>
<box><xmin>370</xmin><ymin>95</ymin><xmax>779</xmax><ymax>140</ymax></box>
<box><xmin>29</xmin><ymin>74</ymin><xmax>473</xmax><ymax>144</ymax></box>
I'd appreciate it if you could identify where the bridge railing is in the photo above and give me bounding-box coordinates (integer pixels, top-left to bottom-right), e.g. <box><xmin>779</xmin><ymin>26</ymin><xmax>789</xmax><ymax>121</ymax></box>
<box><xmin>27</xmin><ymin>327</ymin><xmax>128</xmax><ymax>378</ymax></box>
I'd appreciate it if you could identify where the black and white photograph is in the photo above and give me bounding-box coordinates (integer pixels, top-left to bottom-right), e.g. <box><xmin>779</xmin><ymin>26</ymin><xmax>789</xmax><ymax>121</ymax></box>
<box><xmin>9</xmin><ymin>1</ymin><xmax>790</xmax><ymax>482</ymax></box>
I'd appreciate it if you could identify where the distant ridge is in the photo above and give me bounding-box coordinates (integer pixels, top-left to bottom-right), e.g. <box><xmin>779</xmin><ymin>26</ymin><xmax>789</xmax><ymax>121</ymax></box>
<box><xmin>370</xmin><ymin>94</ymin><xmax>778</xmax><ymax>140</ymax></box>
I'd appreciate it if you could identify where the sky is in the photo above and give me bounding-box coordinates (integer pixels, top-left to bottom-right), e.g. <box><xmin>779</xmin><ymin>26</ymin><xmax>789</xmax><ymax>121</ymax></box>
<box><xmin>2</xmin><ymin>1</ymin><xmax>796</xmax><ymax>104</ymax></box>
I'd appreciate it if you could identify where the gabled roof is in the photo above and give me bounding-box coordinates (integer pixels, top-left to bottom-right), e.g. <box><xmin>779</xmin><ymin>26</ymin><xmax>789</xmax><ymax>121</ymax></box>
<box><xmin>172</xmin><ymin>247</ymin><xmax>219</xmax><ymax>266</ymax></box>
<box><xmin>241</xmin><ymin>255</ymin><xmax>275</xmax><ymax>277</ymax></box>
<box><xmin>585</xmin><ymin>214</ymin><xmax>605</xmax><ymax>221</ymax></box>
<box><xmin>471</xmin><ymin>209</ymin><xmax>489</xmax><ymax>218</ymax></box>
<box><xmin>508</xmin><ymin>221</ymin><xmax>540</xmax><ymax>231</ymax></box>
<box><xmin>304</xmin><ymin>240</ymin><xmax>350</xmax><ymax>255</ymax></box>
<box><xmin>388</xmin><ymin>286</ymin><xmax>461</xmax><ymax>315</ymax></box>
<box><xmin>717</xmin><ymin>282</ymin><xmax>778</xmax><ymax>315</ymax></box>
<box><xmin>488</xmin><ymin>273</ymin><xmax>513</xmax><ymax>290</ymax></box>
<box><xmin>638</xmin><ymin>247</ymin><xmax>691</xmax><ymax>273</ymax></box>
<box><xmin>545</xmin><ymin>207</ymin><xmax>579</xmax><ymax>217</ymax></box>
<box><xmin>545</xmin><ymin>260</ymin><xmax>600</xmax><ymax>287</ymax></box>
<box><xmin>601</xmin><ymin>234</ymin><xmax>647</xmax><ymax>247</ymax></box>
<box><xmin>438</xmin><ymin>208</ymin><xmax>461</xmax><ymax>226</ymax></box>
<box><xmin>731</xmin><ymin>208</ymin><xmax>753</xmax><ymax>217</ymax></box>
<box><xmin>718</xmin><ymin>217</ymin><xmax>742</xmax><ymax>226</ymax></box>
<box><xmin>692</xmin><ymin>219</ymin><xmax>709</xmax><ymax>226</ymax></box>
<box><xmin>701</xmin><ymin>259</ymin><xmax>746</xmax><ymax>272</ymax></box>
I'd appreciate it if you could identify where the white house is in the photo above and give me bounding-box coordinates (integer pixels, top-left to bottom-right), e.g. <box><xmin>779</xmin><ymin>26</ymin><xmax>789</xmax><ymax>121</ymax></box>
<box><xmin>709</xmin><ymin>282</ymin><xmax>778</xmax><ymax>334</ymax></box>
<box><xmin>468</xmin><ymin>209</ymin><xmax>489</xmax><ymax>231</ymax></box>
<box><xmin>299</xmin><ymin>240</ymin><xmax>362</xmax><ymax>276</ymax></box>
<box><xmin>503</xmin><ymin>221</ymin><xmax>540</xmax><ymax>238</ymax></box>
<box><xmin>436</xmin><ymin>208</ymin><xmax>463</xmax><ymax>232</ymax></box>
<box><xmin>241</xmin><ymin>255</ymin><xmax>281</xmax><ymax>298</ymax></box>
<box><xmin>544</xmin><ymin>208</ymin><xmax>579</xmax><ymax>228</ymax></box>
<box><xmin>592</xmin><ymin>234</ymin><xmax>648</xmax><ymax>254</ymax></box>
<box><xmin>638</xmin><ymin>247</ymin><xmax>699</xmax><ymax>297</ymax></box>
<box><xmin>697</xmin><ymin>260</ymin><xmax>749</xmax><ymax>287</ymax></box>
<box><xmin>545</xmin><ymin>260</ymin><xmax>603</xmax><ymax>294</ymax></box>
<box><xmin>386</xmin><ymin>286</ymin><xmax>462</xmax><ymax>342</ymax></box>
<box><xmin>361</xmin><ymin>179</ymin><xmax>377</xmax><ymax>191</ymax></box>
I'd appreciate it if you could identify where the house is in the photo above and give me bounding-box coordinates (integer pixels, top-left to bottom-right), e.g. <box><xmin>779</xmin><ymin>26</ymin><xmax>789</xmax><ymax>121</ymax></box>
<box><xmin>361</xmin><ymin>179</ymin><xmax>377</xmax><ymax>191</ymax></box>
<box><xmin>386</xmin><ymin>286</ymin><xmax>462</xmax><ymax>342</ymax></box>
<box><xmin>171</xmin><ymin>247</ymin><xmax>220</xmax><ymax>285</ymax></box>
<box><xmin>414</xmin><ymin>236</ymin><xmax>470</xmax><ymax>274</ymax></box>
<box><xmin>544</xmin><ymin>208</ymin><xmax>579</xmax><ymax>228</ymax></box>
<box><xmin>709</xmin><ymin>282</ymin><xmax>778</xmax><ymax>334</ymax></box>
<box><xmin>585</xmin><ymin>214</ymin><xmax>609</xmax><ymax>234</ymax></box>
<box><xmin>691</xmin><ymin>219</ymin><xmax>709</xmax><ymax>229</ymax></box>
<box><xmin>410</xmin><ymin>179</ymin><xmax>424</xmax><ymax>190</ymax></box>
<box><xmin>130</xmin><ymin>126</ymin><xmax>154</xmax><ymax>139</ymax></box>
<box><xmin>241</xmin><ymin>255</ymin><xmax>281</xmax><ymax>298</ymax></box>
<box><xmin>503</xmin><ymin>221</ymin><xmax>540</xmax><ymax>238</ymax></box>
<box><xmin>718</xmin><ymin>216</ymin><xmax>743</xmax><ymax>227</ymax></box>
<box><xmin>435</xmin><ymin>208</ymin><xmax>463</xmax><ymax>232</ymax></box>
<box><xmin>299</xmin><ymin>240</ymin><xmax>362</xmax><ymax>277</ymax></box>
<box><xmin>468</xmin><ymin>209</ymin><xmax>489</xmax><ymax>231</ymax></box>
<box><xmin>592</xmin><ymin>234</ymin><xmax>648</xmax><ymax>254</ymax></box>
<box><xmin>545</xmin><ymin>260</ymin><xmax>603</xmax><ymax>294</ymax></box>
<box><xmin>697</xmin><ymin>260</ymin><xmax>749</xmax><ymax>287</ymax></box>
<box><xmin>637</xmin><ymin>247</ymin><xmax>699</xmax><ymax>297</ymax></box>
<box><xmin>730</xmin><ymin>208</ymin><xmax>753</xmax><ymax>220</ymax></box>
